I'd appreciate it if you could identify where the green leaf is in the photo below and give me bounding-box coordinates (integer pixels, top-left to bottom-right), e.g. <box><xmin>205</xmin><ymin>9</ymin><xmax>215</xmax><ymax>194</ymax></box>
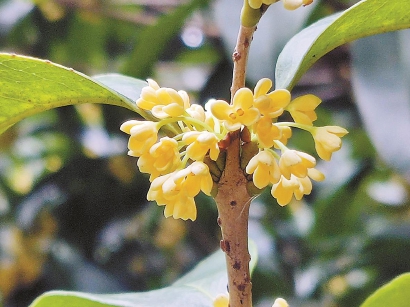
<box><xmin>29</xmin><ymin>241</ymin><xmax>258</xmax><ymax>307</ymax></box>
<box><xmin>93</xmin><ymin>73</ymin><xmax>147</xmax><ymax>103</ymax></box>
<box><xmin>360</xmin><ymin>273</ymin><xmax>410</xmax><ymax>307</ymax></box>
<box><xmin>0</xmin><ymin>54</ymin><xmax>143</xmax><ymax>135</ymax></box>
<box><xmin>275</xmin><ymin>0</ymin><xmax>410</xmax><ymax>90</ymax></box>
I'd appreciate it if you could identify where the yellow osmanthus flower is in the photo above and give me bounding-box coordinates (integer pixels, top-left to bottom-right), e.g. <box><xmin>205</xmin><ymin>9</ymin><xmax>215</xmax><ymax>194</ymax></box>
<box><xmin>186</xmin><ymin>104</ymin><xmax>206</xmax><ymax>121</ymax></box>
<box><xmin>283</xmin><ymin>0</ymin><xmax>313</xmax><ymax>10</ymax></box>
<box><xmin>146</xmin><ymin>173</ymin><xmax>198</xmax><ymax>220</ymax></box>
<box><xmin>246</xmin><ymin>150</ymin><xmax>281</xmax><ymax>189</ymax></box>
<box><xmin>278</xmin><ymin>149</ymin><xmax>316</xmax><ymax>179</ymax></box>
<box><xmin>271</xmin><ymin>175</ymin><xmax>310</xmax><ymax>206</ymax></box>
<box><xmin>311</xmin><ymin>126</ymin><xmax>349</xmax><ymax>161</ymax></box>
<box><xmin>136</xmin><ymin>79</ymin><xmax>190</xmax><ymax>119</ymax></box>
<box><xmin>147</xmin><ymin>162</ymin><xmax>213</xmax><ymax>221</ymax></box>
<box><xmin>271</xmin><ymin>167</ymin><xmax>324</xmax><ymax>206</ymax></box>
<box><xmin>213</xmin><ymin>294</ymin><xmax>229</xmax><ymax>307</ymax></box>
<box><xmin>120</xmin><ymin>120</ymin><xmax>158</xmax><ymax>157</ymax></box>
<box><xmin>286</xmin><ymin>94</ymin><xmax>321</xmax><ymax>126</ymax></box>
<box><xmin>253</xmin><ymin>78</ymin><xmax>291</xmax><ymax>118</ymax></box>
<box><xmin>137</xmin><ymin>137</ymin><xmax>181</xmax><ymax>181</ymax></box>
<box><xmin>253</xmin><ymin>116</ymin><xmax>282</xmax><ymax>148</ymax></box>
<box><xmin>272</xmin><ymin>126</ymin><xmax>292</xmax><ymax>150</ymax></box>
<box><xmin>210</xmin><ymin>88</ymin><xmax>260</xmax><ymax>131</ymax></box>
<box><xmin>272</xmin><ymin>297</ymin><xmax>289</xmax><ymax>307</ymax></box>
<box><xmin>182</xmin><ymin>131</ymin><xmax>220</xmax><ymax>161</ymax></box>
<box><xmin>248</xmin><ymin>0</ymin><xmax>277</xmax><ymax>9</ymax></box>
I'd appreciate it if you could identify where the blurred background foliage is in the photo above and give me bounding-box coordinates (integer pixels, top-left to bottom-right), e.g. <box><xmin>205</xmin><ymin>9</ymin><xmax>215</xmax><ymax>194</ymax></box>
<box><xmin>0</xmin><ymin>0</ymin><xmax>410</xmax><ymax>306</ymax></box>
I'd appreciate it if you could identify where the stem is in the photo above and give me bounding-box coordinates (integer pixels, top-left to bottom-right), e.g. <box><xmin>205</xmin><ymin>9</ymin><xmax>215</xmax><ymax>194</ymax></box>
<box><xmin>215</xmin><ymin>131</ymin><xmax>253</xmax><ymax>307</ymax></box>
<box><xmin>230</xmin><ymin>25</ymin><xmax>255</xmax><ymax>99</ymax></box>
<box><xmin>215</xmin><ymin>24</ymin><xmax>257</xmax><ymax>307</ymax></box>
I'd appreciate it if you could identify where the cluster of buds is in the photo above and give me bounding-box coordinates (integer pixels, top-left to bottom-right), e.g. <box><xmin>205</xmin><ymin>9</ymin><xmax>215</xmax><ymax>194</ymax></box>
<box><xmin>120</xmin><ymin>78</ymin><xmax>347</xmax><ymax>221</ymax></box>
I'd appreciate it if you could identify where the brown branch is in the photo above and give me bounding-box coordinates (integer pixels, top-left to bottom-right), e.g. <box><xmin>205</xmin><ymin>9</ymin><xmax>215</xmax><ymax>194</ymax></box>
<box><xmin>230</xmin><ymin>25</ymin><xmax>256</xmax><ymax>101</ymax></box>
<box><xmin>215</xmin><ymin>24</ymin><xmax>257</xmax><ymax>307</ymax></box>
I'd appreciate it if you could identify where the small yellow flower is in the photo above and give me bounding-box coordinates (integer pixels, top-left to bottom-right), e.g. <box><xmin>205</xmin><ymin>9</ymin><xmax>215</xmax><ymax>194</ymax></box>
<box><xmin>137</xmin><ymin>137</ymin><xmax>181</xmax><ymax>181</ymax></box>
<box><xmin>204</xmin><ymin>99</ymin><xmax>222</xmax><ymax>134</ymax></box>
<box><xmin>312</xmin><ymin>126</ymin><xmax>348</xmax><ymax>161</ymax></box>
<box><xmin>271</xmin><ymin>175</ymin><xmax>300</xmax><ymax>206</ymax></box>
<box><xmin>279</xmin><ymin>149</ymin><xmax>316</xmax><ymax>179</ymax></box>
<box><xmin>147</xmin><ymin>173</ymin><xmax>197</xmax><ymax>221</ymax></box>
<box><xmin>210</xmin><ymin>88</ymin><xmax>260</xmax><ymax>131</ymax></box>
<box><xmin>136</xmin><ymin>79</ymin><xmax>190</xmax><ymax>119</ymax></box>
<box><xmin>248</xmin><ymin>0</ymin><xmax>277</xmax><ymax>9</ymax></box>
<box><xmin>286</xmin><ymin>94</ymin><xmax>321</xmax><ymax>126</ymax></box>
<box><xmin>253</xmin><ymin>116</ymin><xmax>282</xmax><ymax>148</ymax></box>
<box><xmin>307</xmin><ymin>167</ymin><xmax>325</xmax><ymax>182</ymax></box>
<box><xmin>182</xmin><ymin>131</ymin><xmax>220</xmax><ymax>161</ymax></box>
<box><xmin>147</xmin><ymin>162</ymin><xmax>213</xmax><ymax>221</ymax></box>
<box><xmin>213</xmin><ymin>294</ymin><xmax>229</xmax><ymax>307</ymax></box>
<box><xmin>271</xmin><ymin>174</ymin><xmax>314</xmax><ymax>206</ymax></box>
<box><xmin>186</xmin><ymin>104</ymin><xmax>206</xmax><ymax>122</ymax></box>
<box><xmin>253</xmin><ymin>78</ymin><xmax>291</xmax><ymax>118</ymax></box>
<box><xmin>120</xmin><ymin>120</ymin><xmax>158</xmax><ymax>157</ymax></box>
<box><xmin>246</xmin><ymin>150</ymin><xmax>281</xmax><ymax>189</ymax></box>
<box><xmin>272</xmin><ymin>298</ymin><xmax>289</xmax><ymax>307</ymax></box>
<box><xmin>164</xmin><ymin>161</ymin><xmax>213</xmax><ymax>197</ymax></box>
<box><xmin>271</xmin><ymin>167</ymin><xmax>324</xmax><ymax>206</ymax></box>
<box><xmin>283</xmin><ymin>0</ymin><xmax>313</xmax><ymax>10</ymax></box>
<box><xmin>275</xmin><ymin>125</ymin><xmax>292</xmax><ymax>148</ymax></box>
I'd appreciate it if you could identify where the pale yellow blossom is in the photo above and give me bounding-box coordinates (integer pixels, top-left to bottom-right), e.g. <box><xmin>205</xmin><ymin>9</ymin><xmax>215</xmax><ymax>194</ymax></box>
<box><xmin>186</xmin><ymin>104</ymin><xmax>206</xmax><ymax>122</ymax></box>
<box><xmin>213</xmin><ymin>294</ymin><xmax>229</xmax><ymax>307</ymax></box>
<box><xmin>147</xmin><ymin>173</ymin><xmax>197</xmax><ymax>220</ymax></box>
<box><xmin>183</xmin><ymin>131</ymin><xmax>220</xmax><ymax>161</ymax></box>
<box><xmin>272</xmin><ymin>297</ymin><xmax>289</xmax><ymax>307</ymax></box>
<box><xmin>253</xmin><ymin>78</ymin><xmax>291</xmax><ymax>118</ymax></box>
<box><xmin>279</xmin><ymin>149</ymin><xmax>316</xmax><ymax>179</ymax></box>
<box><xmin>253</xmin><ymin>116</ymin><xmax>282</xmax><ymax>148</ymax></box>
<box><xmin>271</xmin><ymin>168</ymin><xmax>324</xmax><ymax>206</ymax></box>
<box><xmin>274</xmin><ymin>126</ymin><xmax>292</xmax><ymax>149</ymax></box>
<box><xmin>120</xmin><ymin>120</ymin><xmax>158</xmax><ymax>157</ymax></box>
<box><xmin>246</xmin><ymin>150</ymin><xmax>281</xmax><ymax>188</ymax></box>
<box><xmin>312</xmin><ymin>126</ymin><xmax>348</xmax><ymax>161</ymax></box>
<box><xmin>271</xmin><ymin>174</ymin><xmax>312</xmax><ymax>206</ymax></box>
<box><xmin>210</xmin><ymin>88</ymin><xmax>260</xmax><ymax>131</ymax></box>
<box><xmin>137</xmin><ymin>137</ymin><xmax>181</xmax><ymax>181</ymax></box>
<box><xmin>147</xmin><ymin>162</ymin><xmax>213</xmax><ymax>221</ymax></box>
<box><xmin>136</xmin><ymin>79</ymin><xmax>190</xmax><ymax>119</ymax></box>
<box><xmin>286</xmin><ymin>94</ymin><xmax>321</xmax><ymax>126</ymax></box>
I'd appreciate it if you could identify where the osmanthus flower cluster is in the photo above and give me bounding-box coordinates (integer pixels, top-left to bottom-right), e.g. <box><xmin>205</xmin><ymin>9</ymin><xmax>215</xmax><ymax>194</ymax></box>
<box><xmin>120</xmin><ymin>78</ymin><xmax>347</xmax><ymax>220</ymax></box>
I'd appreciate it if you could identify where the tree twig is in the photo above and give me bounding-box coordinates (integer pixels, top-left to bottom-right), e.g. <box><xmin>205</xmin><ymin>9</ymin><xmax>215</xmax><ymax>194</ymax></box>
<box><xmin>215</xmin><ymin>24</ymin><xmax>257</xmax><ymax>307</ymax></box>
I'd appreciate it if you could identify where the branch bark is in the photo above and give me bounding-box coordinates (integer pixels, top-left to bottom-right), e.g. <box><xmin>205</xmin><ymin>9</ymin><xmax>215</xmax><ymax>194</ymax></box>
<box><xmin>215</xmin><ymin>24</ymin><xmax>256</xmax><ymax>307</ymax></box>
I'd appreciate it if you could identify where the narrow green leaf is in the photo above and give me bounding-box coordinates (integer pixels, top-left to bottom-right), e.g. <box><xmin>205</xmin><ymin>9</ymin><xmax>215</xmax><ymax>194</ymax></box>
<box><xmin>29</xmin><ymin>242</ymin><xmax>258</xmax><ymax>307</ymax></box>
<box><xmin>275</xmin><ymin>0</ymin><xmax>410</xmax><ymax>90</ymax></box>
<box><xmin>0</xmin><ymin>54</ymin><xmax>140</xmax><ymax>134</ymax></box>
<box><xmin>360</xmin><ymin>273</ymin><xmax>410</xmax><ymax>307</ymax></box>
<box><xmin>121</xmin><ymin>0</ymin><xmax>210</xmax><ymax>78</ymax></box>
